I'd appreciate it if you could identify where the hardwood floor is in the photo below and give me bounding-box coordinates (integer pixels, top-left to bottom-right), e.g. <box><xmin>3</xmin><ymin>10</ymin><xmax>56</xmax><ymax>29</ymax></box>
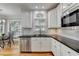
<box><xmin>0</xmin><ymin>39</ymin><xmax>53</xmax><ymax>56</ymax></box>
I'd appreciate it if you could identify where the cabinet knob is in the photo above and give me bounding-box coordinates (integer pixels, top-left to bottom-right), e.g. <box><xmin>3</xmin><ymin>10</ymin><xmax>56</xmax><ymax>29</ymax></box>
<box><xmin>68</xmin><ymin>51</ymin><xmax>71</xmax><ymax>54</ymax></box>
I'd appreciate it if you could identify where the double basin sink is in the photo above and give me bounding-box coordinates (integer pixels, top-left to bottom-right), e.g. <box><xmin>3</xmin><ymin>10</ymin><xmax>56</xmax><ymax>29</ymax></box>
<box><xmin>19</xmin><ymin>34</ymin><xmax>51</xmax><ymax>38</ymax></box>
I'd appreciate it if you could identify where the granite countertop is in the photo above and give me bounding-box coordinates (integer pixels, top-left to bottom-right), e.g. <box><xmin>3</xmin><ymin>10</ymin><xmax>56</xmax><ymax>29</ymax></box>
<box><xmin>19</xmin><ymin>34</ymin><xmax>79</xmax><ymax>53</ymax></box>
<box><xmin>19</xmin><ymin>34</ymin><xmax>51</xmax><ymax>38</ymax></box>
<box><xmin>51</xmin><ymin>34</ymin><xmax>79</xmax><ymax>53</ymax></box>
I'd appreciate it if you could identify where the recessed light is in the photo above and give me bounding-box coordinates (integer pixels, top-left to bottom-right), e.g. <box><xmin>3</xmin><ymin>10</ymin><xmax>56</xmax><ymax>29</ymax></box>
<box><xmin>2</xmin><ymin>20</ymin><xmax>5</xmax><ymax>22</ymax></box>
<box><xmin>42</xmin><ymin>6</ymin><xmax>44</xmax><ymax>8</ymax></box>
<box><xmin>0</xmin><ymin>9</ymin><xmax>3</xmax><ymax>11</ymax></box>
<box><xmin>63</xmin><ymin>6</ymin><xmax>66</xmax><ymax>9</ymax></box>
<box><xmin>35</xmin><ymin>6</ymin><xmax>38</xmax><ymax>8</ymax></box>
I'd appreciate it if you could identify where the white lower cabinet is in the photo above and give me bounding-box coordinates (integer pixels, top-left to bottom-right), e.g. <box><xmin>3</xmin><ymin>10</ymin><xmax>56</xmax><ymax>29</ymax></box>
<box><xmin>31</xmin><ymin>38</ymin><xmax>40</xmax><ymax>52</ymax></box>
<box><xmin>61</xmin><ymin>44</ymin><xmax>79</xmax><ymax>56</ymax></box>
<box><xmin>51</xmin><ymin>38</ymin><xmax>61</xmax><ymax>56</ymax></box>
<box><xmin>31</xmin><ymin>37</ymin><xmax>51</xmax><ymax>52</ymax></box>
<box><xmin>31</xmin><ymin>37</ymin><xmax>79</xmax><ymax>55</ymax></box>
<box><xmin>41</xmin><ymin>38</ymin><xmax>51</xmax><ymax>51</ymax></box>
<box><xmin>51</xmin><ymin>38</ymin><xmax>79</xmax><ymax>56</ymax></box>
<box><xmin>70</xmin><ymin>49</ymin><xmax>79</xmax><ymax>56</ymax></box>
<box><xmin>55</xmin><ymin>40</ymin><xmax>61</xmax><ymax>56</ymax></box>
<box><xmin>60</xmin><ymin>44</ymin><xmax>71</xmax><ymax>56</ymax></box>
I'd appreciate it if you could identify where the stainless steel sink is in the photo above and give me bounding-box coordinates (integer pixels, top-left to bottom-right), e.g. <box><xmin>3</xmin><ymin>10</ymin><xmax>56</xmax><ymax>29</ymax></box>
<box><xmin>33</xmin><ymin>34</ymin><xmax>50</xmax><ymax>37</ymax></box>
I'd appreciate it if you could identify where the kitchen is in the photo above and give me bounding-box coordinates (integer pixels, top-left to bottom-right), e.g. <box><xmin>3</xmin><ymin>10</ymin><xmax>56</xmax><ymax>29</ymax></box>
<box><xmin>0</xmin><ymin>3</ymin><xmax>79</xmax><ymax>56</ymax></box>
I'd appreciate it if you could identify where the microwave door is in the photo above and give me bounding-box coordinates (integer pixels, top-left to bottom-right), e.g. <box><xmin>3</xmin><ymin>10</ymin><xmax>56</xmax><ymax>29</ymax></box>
<box><xmin>70</xmin><ymin>14</ymin><xmax>76</xmax><ymax>26</ymax></box>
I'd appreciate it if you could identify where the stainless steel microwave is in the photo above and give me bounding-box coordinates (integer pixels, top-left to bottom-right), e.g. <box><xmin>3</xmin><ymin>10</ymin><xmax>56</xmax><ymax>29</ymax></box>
<box><xmin>61</xmin><ymin>9</ymin><xmax>79</xmax><ymax>27</ymax></box>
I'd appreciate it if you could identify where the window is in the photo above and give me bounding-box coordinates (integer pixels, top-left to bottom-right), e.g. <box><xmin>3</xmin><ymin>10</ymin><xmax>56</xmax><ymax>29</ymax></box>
<box><xmin>0</xmin><ymin>20</ymin><xmax>5</xmax><ymax>35</ymax></box>
<box><xmin>8</xmin><ymin>20</ymin><xmax>21</xmax><ymax>37</ymax></box>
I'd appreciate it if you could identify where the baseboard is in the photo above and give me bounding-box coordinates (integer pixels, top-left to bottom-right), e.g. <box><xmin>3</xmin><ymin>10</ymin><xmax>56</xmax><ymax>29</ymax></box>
<box><xmin>20</xmin><ymin>51</ymin><xmax>51</xmax><ymax>53</ymax></box>
<box><xmin>20</xmin><ymin>51</ymin><xmax>54</xmax><ymax>56</ymax></box>
<box><xmin>31</xmin><ymin>51</ymin><xmax>52</xmax><ymax>52</ymax></box>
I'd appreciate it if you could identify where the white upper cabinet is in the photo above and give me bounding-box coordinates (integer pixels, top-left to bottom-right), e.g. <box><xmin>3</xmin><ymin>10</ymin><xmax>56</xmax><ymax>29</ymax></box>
<box><xmin>48</xmin><ymin>8</ymin><xmax>57</xmax><ymax>28</ymax></box>
<box><xmin>48</xmin><ymin>4</ymin><xmax>62</xmax><ymax>28</ymax></box>
<box><xmin>21</xmin><ymin>12</ymin><xmax>32</xmax><ymax>28</ymax></box>
<box><xmin>56</xmin><ymin>4</ymin><xmax>62</xmax><ymax>28</ymax></box>
<box><xmin>62</xmin><ymin>3</ymin><xmax>79</xmax><ymax>16</ymax></box>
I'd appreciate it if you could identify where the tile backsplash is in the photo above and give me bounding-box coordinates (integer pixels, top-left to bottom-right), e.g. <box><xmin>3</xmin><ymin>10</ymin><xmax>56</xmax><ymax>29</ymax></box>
<box><xmin>22</xmin><ymin>28</ymin><xmax>32</xmax><ymax>35</ymax></box>
<box><xmin>61</xmin><ymin>26</ymin><xmax>79</xmax><ymax>30</ymax></box>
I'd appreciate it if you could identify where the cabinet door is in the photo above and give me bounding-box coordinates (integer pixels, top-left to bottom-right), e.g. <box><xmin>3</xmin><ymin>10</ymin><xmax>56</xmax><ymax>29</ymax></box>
<box><xmin>69</xmin><ymin>49</ymin><xmax>79</xmax><ymax>56</ymax></box>
<box><xmin>60</xmin><ymin>44</ymin><xmax>70</xmax><ymax>56</ymax></box>
<box><xmin>21</xmin><ymin>12</ymin><xmax>32</xmax><ymax>28</ymax></box>
<box><xmin>60</xmin><ymin>43</ymin><xmax>79</xmax><ymax>56</ymax></box>
<box><xmin>48</xmin><ymin>9</ymin><xmax>57</xmax><ymax>28</ymax></box>
<box><xmin>41</xmin><ymin>38</ymin><xmax>51</xmax><ymax>51</ymax></box>
<box><xmin>51</xmin><ymin>38</ymin><xmax>57</xmax><ymax>55</ymax></box>
<box><xmin>65</xmin><ymin>46</ymin><xmax>79</xmax><ymax>56</ymax></box>
<box><xmin>56</xmin><ymin>4</ymin><xmax>62</xmax><ymax>27</ymax></box>
<box><xmin>55</xmin><ymin>40</ymin><xmax>61</xmax><ymax>56</ymax></box>
<box><xmin>31</xmin><ymin>38</ymin><xmax>40</xmax><ymax>52</ymax></box>
<box><xmin>51</xmin><ymin>38</ymin><xmax>61</xmax><ymax>56</ymax></box>
<box><xmin>48</xmin><ymin>4</ymin><xmax>62</xmax><ymax>28</ymax></box>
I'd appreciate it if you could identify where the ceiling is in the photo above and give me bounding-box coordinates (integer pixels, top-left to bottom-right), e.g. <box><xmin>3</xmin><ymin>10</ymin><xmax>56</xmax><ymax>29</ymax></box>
<box><xmin>0</xmin><ymin>3</ymin><xmax>58</xmax><ymax>15</ymax></box>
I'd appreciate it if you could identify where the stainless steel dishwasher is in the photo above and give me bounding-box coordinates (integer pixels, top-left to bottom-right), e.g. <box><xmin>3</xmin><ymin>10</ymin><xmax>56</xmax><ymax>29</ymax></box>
<box><xmin>20</xmin><ymin>37</ymin><xmax>31</xmax><ymax>52</ymax></box>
